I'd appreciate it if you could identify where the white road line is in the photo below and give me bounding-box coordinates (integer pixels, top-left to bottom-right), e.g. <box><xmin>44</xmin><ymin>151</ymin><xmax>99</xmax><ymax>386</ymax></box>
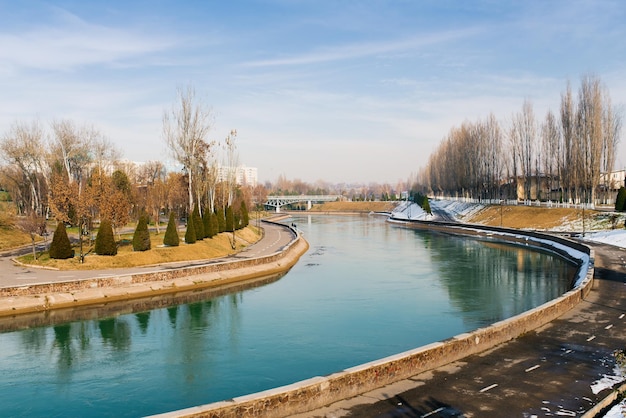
<box><xmin>525</xmin><ymin>365</ymin><xmax>540</xmax><ymax>372</ymax></box>
<box><xmin>564</xmin><ymin>349</ymin><xmax>573</xmax><ymax>354</ymax></box>
<box><xmin>619</xmin><ymin>313</ymin><xmax>624</xmax><ymax>320</ymax></box>
<box><xmin>586</xmin><ymin>335</ymin><xmax>596</xmax><ymax>342</ymax></box>
<box><xmin>421</xmin><ymin>407</ymin><xmax>445</xmax><ymax>417</ymax></box>
<box><xmin>605</xmin><ymin>324</ymin><xmax>613</xmax><ymax>330</ymax></box>
<box><xmin>479</xmin><ymin>383</ymin><xmax>498</xmax><ymax>393</ymax></box>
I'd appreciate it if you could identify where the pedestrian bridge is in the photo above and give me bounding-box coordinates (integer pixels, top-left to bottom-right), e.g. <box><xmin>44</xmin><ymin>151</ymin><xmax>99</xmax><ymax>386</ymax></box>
<box><xmin>265</xmin><ymin>195</ymin><xmax>341</xmax><ymax>212</ymax></box>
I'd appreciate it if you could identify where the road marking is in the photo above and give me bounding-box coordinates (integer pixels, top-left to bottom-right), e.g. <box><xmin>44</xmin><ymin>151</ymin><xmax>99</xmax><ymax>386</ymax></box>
<box><xmin>619</xmin><ymin>313</ymin><xmax>624</xmax><ymax>320</ymax></box>
<box><xmin>586</xmin><ymin>335</ymin><xmax>596</xmax><ymax>342</ymax></box>
<box><xmin>525</xmin><ymin>365</ymin><xmax>540</xmax><ymax>372</ymax></box>
<box><xmin>421</xmin><ymin>407</ymin><xmax>444</xmax><ymax>417</ymax></box>
<box><xmin>564</xmin><ymin>349</ymin><xmax>573</xmax><ymax>354</ymax></box>
<box><xmin>479</xmin><ymin>383</ymin><xmax>498</xmax><ymax>393</ymax></box>
<box><xmin>605</xmin><ymin>324</ymin><xmax>613</xmax><ymax>330</ymax></box>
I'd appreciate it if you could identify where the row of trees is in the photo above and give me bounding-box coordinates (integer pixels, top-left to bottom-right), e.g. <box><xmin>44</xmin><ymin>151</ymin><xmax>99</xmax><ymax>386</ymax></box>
<box><xmin>0</xmin><ymin>86</ymin><xmax>261</xmax><ymax>260</ymax></box>
<box><xmin>419</xmin><ymin>75</ymin><xmax>622</xmax><ymax>204</ymax></box>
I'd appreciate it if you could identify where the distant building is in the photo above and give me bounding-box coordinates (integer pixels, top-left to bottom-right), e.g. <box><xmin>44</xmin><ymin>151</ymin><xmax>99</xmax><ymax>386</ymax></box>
<box><xmin>600</xmin><ymin>169</ymin><xmax>626</xmax><ymax>192</ymax></box>
<box><xmin>217</xmin><ymin>165</ymin><xmax>258</xmax><ymax>187</ymax></box>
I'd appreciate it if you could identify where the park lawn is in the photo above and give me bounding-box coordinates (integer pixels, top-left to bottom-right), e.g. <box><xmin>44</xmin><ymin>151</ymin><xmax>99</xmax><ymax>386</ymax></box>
<box><xmin>311</xmin><ymin>201</ymin><xmax>400</xmax><ymax>212</ymax></box>
<box><xmin>467</xmin><ymin>205</ymin><xmax>602</xmax><ymax>230</ymax></box>
<box><xmin>0</xmin><ymin>228</ymin><xmax>34</xmax><ymax>250</ymax></box>
<box><xmin>18</xmin><ymin>226</ymin><xmax>262</xmax><ymax>270</ymax></box>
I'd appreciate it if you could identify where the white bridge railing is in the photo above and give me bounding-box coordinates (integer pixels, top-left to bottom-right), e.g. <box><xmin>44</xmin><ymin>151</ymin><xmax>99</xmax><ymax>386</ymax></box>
<box><xmin>265</xmin><ymin>195</ymin><xmax>341</xmax><ymax>212</ymax></box>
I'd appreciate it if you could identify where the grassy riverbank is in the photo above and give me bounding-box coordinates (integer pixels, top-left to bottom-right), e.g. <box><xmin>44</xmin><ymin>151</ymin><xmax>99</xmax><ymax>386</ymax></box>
<box><xmin>16</xmin><ymin>226</ymin><xmax>262</xmax><ymax>270</ymax></box>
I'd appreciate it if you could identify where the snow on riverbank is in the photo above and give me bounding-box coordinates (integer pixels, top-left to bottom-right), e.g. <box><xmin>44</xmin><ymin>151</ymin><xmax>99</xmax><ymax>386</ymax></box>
<box><xmin>389</xmin><ymin>202</ymin><xmax>433</xmax><ymax>220</ymax></box>
<box><xmin>428</xmin><ymin>198</ymin><xmax>626</xmax><ymax>249</ymax></box>
<box><xmin>583</xmin><ymin>229</ymin><xmax>626</xmax><ymax>249</ymax></box>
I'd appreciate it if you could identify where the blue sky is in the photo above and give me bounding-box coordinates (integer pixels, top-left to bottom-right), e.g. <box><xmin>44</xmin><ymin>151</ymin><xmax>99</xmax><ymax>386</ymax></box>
<box><xmin>1</xmin><ymin>1</ymin><xmax>625</xmax><ymax>184</ymax></box>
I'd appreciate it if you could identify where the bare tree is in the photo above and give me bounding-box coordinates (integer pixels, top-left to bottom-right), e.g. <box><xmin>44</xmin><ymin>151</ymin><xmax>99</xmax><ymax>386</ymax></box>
<box><xmin>510</xmin><ymin>100</ymin><xmax>537</xmax><ymax>201</ymax></box>
<box><xmin>17</xmin><ymin>210</ymin><xmax>46</xmax><ymax>260</ymax></box>
<box><xmin>0</xmin><ymin>120</ymin><xmax>47</xmax><ymax>214</ymax></box>
<box><xmin>541</xmin><ymin>110</ymin><xmax>562</xmax><ymax>202</ymax></box>
<box><xmin>163</xmin><ymin>85</ymin><xmax>214</xmax><ymax>212</ymax></box>
<box><xmin>223</xmin><ymin>129</ymin><xmax>239</xmax><ymax>208</ymax></box>
<box><xmin>50</xmin><ymin>119</ymin><xmax>93</xmax><ymax>184</ymax></box>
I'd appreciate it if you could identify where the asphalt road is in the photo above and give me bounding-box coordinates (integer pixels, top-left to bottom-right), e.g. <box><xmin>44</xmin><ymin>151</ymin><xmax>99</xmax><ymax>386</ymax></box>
<box><xmin>0</xmin><ymin>220</ymin><xmax>294</xmax><ymax>289</ymax></box>
<box><xmin>296</xmin><ymin>241</ymin><xmax>626</xmax><ymax>418</ymax></box>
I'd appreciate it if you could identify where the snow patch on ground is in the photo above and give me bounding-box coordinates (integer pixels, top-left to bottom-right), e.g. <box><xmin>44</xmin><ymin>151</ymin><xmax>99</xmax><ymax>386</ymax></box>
<box><xmin>583</xmin><ymin>230</ymin><xmax>626</xmax><ymax>249</ymax></box>
<box><xmin>603</xmin><ymin>401</ymin><xmax>626</xmax><ymax>418</ymax></box>
<box><xmin>429</xmin><ymin>199</ymin><xmax>485</xmax><ymax>221</ymax></box>
<box><xmin>390</xmin><ymin>202</ymin><xmax>433</xmax><ymax>221</ymax></box>
<box><xmin>591</xmin><ymin>365</ymin><xmax>625</xmax><ymax>395</ymax></box>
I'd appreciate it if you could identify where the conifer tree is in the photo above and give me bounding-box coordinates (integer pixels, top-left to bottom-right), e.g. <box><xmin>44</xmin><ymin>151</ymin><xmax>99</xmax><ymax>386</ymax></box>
<box><xmin>132</xmin><ymin>214</ymin><xmax>151</xmax><ymax>251</ymax></box>
<box><xmin>210</xmin><ymin>212</ymin><xmax>219</xmax><ymax>238</ymax></box>
<box><xmin>192</xmin><ymin>204</ymin><xmax>204</xmax><ymax>240</ymax></box>
<box><xmin>163</xmin><ymin>212</ymin><xmax>180</xmax><ymax>246</ymax></box>
<box><xmin>216</xmin><ymin>207</ymin><xmax>226</xmax><ymax>233</ymax></box>
<box><xmin>240</xmin><ymin>200</ymin><xmax>249</xmax><ymax>227</ymax></box>
<box><xmin>202</xmin><ymin>210</ymin><xmax>215</xmax><ymax>238</ymax></box>
<box><xmin>616</xmin><ymin>187</ymin><xmax>626</xmax><ymax>212</ymax></box>
<box><xmin>203</xmin><ymin>209</ymin><xmax>213</xmax><ymax>238</ymax></box>
<box><xmin>225</xmin><ymin>205</ymin><xmax>235</xmax><ymax>232</ymax></box>
<box><xmin>49</xmin><ymin>222</ymin><xmax>74</xmax><ymax>259</ymax></box>
<box><xmin>185</xmin><ymin>212</ymin><xmax>197</xmax><ymax>244</ymax></box>
<box><xmin>95</xmin><ymin>219</ymin><xmax>117</xmax><ymax>256</ymax></box>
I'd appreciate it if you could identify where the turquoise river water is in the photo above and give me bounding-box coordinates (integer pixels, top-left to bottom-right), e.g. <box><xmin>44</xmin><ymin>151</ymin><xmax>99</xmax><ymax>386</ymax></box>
<box><xmin>0</xmin><ymin>215</ymin><xmax>576</xmax><ymax>417</ymax></box>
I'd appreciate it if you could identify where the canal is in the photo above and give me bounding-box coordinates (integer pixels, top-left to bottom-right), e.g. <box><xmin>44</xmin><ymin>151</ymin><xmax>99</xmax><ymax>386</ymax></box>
<box><xmin>0</xmin><ymin>215</ymin><xmax>576</xmax><ymax>417</ymax></box>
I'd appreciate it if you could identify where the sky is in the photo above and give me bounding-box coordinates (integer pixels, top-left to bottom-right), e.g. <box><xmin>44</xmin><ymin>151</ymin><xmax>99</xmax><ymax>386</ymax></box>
<box><xmin>1</xmin><ymin>0</ymin><xmax>626</xmax><ymax>185</ymax></box>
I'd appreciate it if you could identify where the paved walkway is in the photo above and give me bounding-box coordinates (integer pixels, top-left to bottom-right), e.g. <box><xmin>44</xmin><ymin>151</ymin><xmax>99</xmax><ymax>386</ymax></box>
<box><xmin>0</xmin><ymin>221</ymin><xmax>294</xmax><ymax>289</ymax></box>
<box><xmin>296</xmin><ymin>241</ymin><xmax>626</xmax><ymax>418</ymax></box>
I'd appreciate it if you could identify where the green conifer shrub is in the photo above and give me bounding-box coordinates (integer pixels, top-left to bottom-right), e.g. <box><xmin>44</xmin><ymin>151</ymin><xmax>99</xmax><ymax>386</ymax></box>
<box><xmin>615</xmin><ymin>187</ymin><xmax>626</xmax><ymax>211</ymax></box>
<box><xmin>216</xmin><ymin>208</ymin><xmax>226</xmax><ymax>233</ymax></box>
<box><xmin>49</xmin><ymin>222</ymin><xmax>74</xmax><ymax>259</ymax></box>
<box><xmin>225</xmin><ymin>206</ymin><xmax>235</xmax><ymax>232</ymax></box>
<box><xmin>192</xmin><ymin>205</ymin><xmax>204</xmax><ymax>240</ymax></box>
<box><xmin>240</xmin><ymin>201</ymin><xmax>249</xmax><ymax>227</ymax></box>
<box><xmin>163</xmin><ymin>212</ymin><xmax>180</xmax><ymax>246</ymax></box>
<box><xmin>132</xmin><ymin>214</ymin><xmax>151</xmax><ymax>251</ymax></box>
<box><xmin>185</xmin><ymin>213</ymin><xmax>197</xmax><ymax>244</ymax></box>
<box><xmin>210</xmin><ymin>212</ymin><xmax>219</xmax><ymax>238</ymax></box>
<box><xmin>203</xmin><ymin>209</ymin><xmax>213</xmax><ymax>238</ymax></box>
<box><xmin>95</xmin><ymin>219</ymin><xmax>117</xmax><ymax>256</ymax></box>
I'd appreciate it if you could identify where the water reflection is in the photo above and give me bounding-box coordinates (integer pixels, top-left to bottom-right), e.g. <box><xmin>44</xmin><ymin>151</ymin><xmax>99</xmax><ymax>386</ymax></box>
<box><xmin>417</xmin><ymin>232</ymin><xmax>576</xmax><ymax>326</ymax></box>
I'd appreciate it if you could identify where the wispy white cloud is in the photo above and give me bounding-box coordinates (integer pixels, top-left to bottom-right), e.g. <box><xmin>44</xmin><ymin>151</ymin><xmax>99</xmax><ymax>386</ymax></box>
<box><xmin>0</xmin><ymin>9</ymin><xmax>177</xmax><ymax>73</ymax></box>
<box><xmin>243</xmin><ymin>27</ymin><xmax>482</xmax><ymax>67</ymax></box>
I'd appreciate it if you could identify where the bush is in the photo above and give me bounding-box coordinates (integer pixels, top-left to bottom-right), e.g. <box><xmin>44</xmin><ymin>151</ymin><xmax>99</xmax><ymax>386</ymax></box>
<box><xmin>216</xmin><ymin>208</ymin><xmax>226</xmax><ymax>233</ymax></box>
<box><xmin>616</xmin><ymin>187</ymin><xmax>626</xmax><ymax>211</ymax></box>
<box><xmin>210</xmin><ymin>212</ymin><xmax>219</xmax><ymax>238</ymax></box>
<box><xmin>192</xmin><ymin>205</ymin><xmax>204</xmax><ymax>240</ymax></box>
<box><xmin>225</xmin><ymin>206</ymin><xmax>235</xmax><ymax>232</ymax></box>
<box><xmin>203</xmin><ymin>209</ymin><xmax>214</xmax><ymax>238</ymax></box>
<box><xmin>163</xmin><ymin>212</ymin><xmax>180</xmax><ymax>246</ymax></box>
<box><xmin>132</xmin><ymin>214</ymin><xmax>151</xmax><ymax>251</ymax></box>
<box><xmin>95</xmin><ymin>219</ymin><xmax>117</xmax><ymax>256</ymax></box>
<box><xmin>185</xmin><ymin>212</ymin><xmax>197</xmax><ymax>244</ymax></box>
<box><xmin>49</xmin><ymin>222</ymin><xmax>74</xmax><ymax>259</ymax></box>
<box><xmin>240</xmin><ymin>201</ymin><xmax>249</xmax><ymax>228</ymax></box>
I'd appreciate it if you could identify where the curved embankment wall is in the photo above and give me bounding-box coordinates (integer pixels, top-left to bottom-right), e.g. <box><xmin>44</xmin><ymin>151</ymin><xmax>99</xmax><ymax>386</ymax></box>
<box><xmin>0</xmin><ymin>220</ymin><xmax>308</xmax><ymax>317</ymax></box>
<box><xmin>151</xmin><ymin>220</ymin><xmax>595</xmax><ymax>418</ymax></box>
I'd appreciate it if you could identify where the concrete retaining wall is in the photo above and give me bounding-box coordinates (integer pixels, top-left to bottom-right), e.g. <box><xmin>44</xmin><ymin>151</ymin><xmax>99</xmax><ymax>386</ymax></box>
<box><xmin>151</xmin><ymin>222</ymin><xmax>595</xmax><ymax>418</ymax></box>
<box><xmin>0</xmin><ymin>221</ymin><xmax>307</xmax><ymax>317</ymax></box>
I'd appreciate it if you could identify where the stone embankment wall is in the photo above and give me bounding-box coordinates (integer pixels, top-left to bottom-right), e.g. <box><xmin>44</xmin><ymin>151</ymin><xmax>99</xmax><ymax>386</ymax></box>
<box><xmin>0</xmin><ymin>221</ymin><xmax>307</xmax><ymax>317</ymax></box>
<box><xmin>151</xmin><ymin>222</ymin><xmax>595</xmax><ymax>418</ymax></box>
